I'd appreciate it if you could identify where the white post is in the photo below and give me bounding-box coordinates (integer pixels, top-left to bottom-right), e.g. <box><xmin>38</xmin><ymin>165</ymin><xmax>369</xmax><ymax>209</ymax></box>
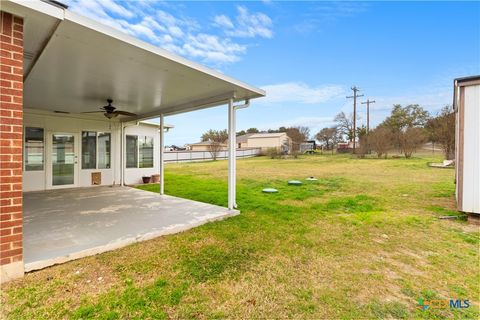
<box><xmin>228</xmin><ymin>98</ymin><xmax>236</xmax><ymax>210</ymax></box>
<box><xmin>159</xmin><ymin>114</ymin><xmax>165</xmax><ymax>195</ymax></box>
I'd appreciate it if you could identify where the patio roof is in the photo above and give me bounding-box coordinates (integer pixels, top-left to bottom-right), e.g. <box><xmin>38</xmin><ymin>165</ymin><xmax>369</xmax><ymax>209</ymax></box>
<box><xmin>3</xmin><ymin>0</ymin><xmax>265</xmax><ymax>119</ymax></box>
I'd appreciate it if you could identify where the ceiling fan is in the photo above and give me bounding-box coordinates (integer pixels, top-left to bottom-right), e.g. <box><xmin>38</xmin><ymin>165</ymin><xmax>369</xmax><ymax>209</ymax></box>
<box><xmin>82</xmin><ymin>99</ymin><xmax>137</xmax><ymax>119</ymax></box>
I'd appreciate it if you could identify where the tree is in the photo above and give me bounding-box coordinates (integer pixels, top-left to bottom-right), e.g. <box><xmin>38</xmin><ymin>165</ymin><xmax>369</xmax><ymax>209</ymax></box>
<box><xmin>246</xmin><ymin>127</ymin><xmax>259</xmax><ymax>134</ymax></box>
<box><xmin>286</xmin><ymin>126</ymin><xmax>310</xmax><ymax>157</ymax></box>
<box><xmin>356</xmin><ymin>125</ymin><xmax>368</xmax><ymax>157</ymax></box>
<box><xmin>334</xmin><ymin>112</ymin><xmax>354</xmax><ymax>142</ymax></box>
<box><xmin>399</xmin><ymin>127</ymin><xmax>427</xmax><ymax>158</ymax></box>
<box><xmin>380</xmin><ymin>104</ymin><xmax>430</xmax><ymax>150</ymax></box>
<box><xmin>369</xmin><ymin>127</ymin><xmax>393</xmax><ymax>158</ymax></box>
<box><xmin>315</xmin><ymin>127</ymin><xmax>338</xmax><ymax>150</ymax></box>
<box><xmin>201</xmin><ymin>129</ymin><xmax>228</xmax><ymax>160</ymax></box>
<box><xmin>236</xmin><ymin>130</ymin><xmax>246</xmax><ymax>136</ymax></box>
<box><xmin>426</xmin><ymin>105</ymin><xmax>455</xmax><ymax>160</ymax></box>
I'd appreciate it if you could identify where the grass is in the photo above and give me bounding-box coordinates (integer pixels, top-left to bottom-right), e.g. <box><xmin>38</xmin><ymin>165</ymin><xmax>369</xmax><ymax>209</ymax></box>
<box><xmin>1</xmin><ymin>154</ymin><xmax>479</xmax><ymax>319</ymax></box>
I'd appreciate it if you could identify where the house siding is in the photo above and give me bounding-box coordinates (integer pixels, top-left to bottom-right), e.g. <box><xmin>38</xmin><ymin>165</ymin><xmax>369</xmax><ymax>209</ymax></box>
<box><xmin>0</xmin><ymin>11</ymin><xmax>24</xmax><ymax>281</ymax></box>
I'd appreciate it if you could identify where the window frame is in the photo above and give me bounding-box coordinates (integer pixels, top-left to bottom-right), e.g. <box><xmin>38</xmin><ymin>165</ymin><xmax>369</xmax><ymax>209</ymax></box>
<box><xmin>24</xmin><ymin>126</ymin><xmax>45</xmax><ymax>171</ymax></box>
<box><xmin>125</xmin><ymin>134</ymin><xmax>154</xmax><ymax>169</ymax></box>
<box><xmin>81</xmin><ymin>130</ymin><xmax>112</xmax><ymax>170</ymax></box>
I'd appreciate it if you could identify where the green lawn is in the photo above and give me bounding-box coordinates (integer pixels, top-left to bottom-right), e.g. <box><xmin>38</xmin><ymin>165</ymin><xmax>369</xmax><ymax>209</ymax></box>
<box><xmin>2</xmin><ymin>154</ymin><xmax>479</xmax><ymax>319</ymax></box>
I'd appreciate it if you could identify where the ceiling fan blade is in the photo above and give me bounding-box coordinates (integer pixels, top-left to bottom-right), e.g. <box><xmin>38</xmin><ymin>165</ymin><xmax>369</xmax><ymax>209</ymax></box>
<box><xmin>113</xmin><ymin>110</ymin><xmax>137</xmax><ymax>117</ymax></box>
<box><xmin>82</xmin><ymin>110</ymin><xmax>104</xmax><ymax>114</ymax></box>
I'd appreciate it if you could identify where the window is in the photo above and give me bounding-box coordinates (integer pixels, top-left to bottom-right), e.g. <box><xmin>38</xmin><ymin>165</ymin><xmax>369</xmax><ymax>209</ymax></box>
<box><xmin>82</xmin><ymin>131</ymin><xmax>111</xmax><ymax>169</ymax></box>
<box><xmin>139</xmin><ymin>136</ymin><xmax>154</xmax><ymax>168</ymax></box>
<box><xmin>126</xmin><ymin>135</ymin><xmax>154</xmax><ymax>168</ymax></box>
<box><xmin>25</xmin><ymin>127</ymin><xmax>44</xmax><ymax>171</ymax></box>
<box><xmin>98</xmin><ymin>132</ymin><xmax>111</xmax><ymax>169</ymax></box>
<box><xmin>126</xmin><ymin>135</ymin><xmax>138</xmax><ymax>168</ymax></box>
<box><xmin>82</xmin><ymin>131</ymin><xmax>96</xmax><ymax>169</ymax></box>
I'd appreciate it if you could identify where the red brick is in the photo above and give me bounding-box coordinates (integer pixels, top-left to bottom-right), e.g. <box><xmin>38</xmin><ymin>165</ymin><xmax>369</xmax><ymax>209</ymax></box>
<box><xmin>0</xmin><ymin>94</ymin><xmax>12</xmax><ymax>102</ymax></box>
<box><xmin>0</xmin><ymin>117</ymin><xmax>22</xmax><ymax>125</ymax></box>
<box><xmin>0</xmin><ymin>206</ymin><xmax>22</xmax><ymax>215</ymax></box>
<box><xmin>0</xmin><ymin>214</ymin><xmax>11</xmax><ymax>221</ymax></box>
<box><xmin>0</xmin><ymin>228</ymin><xmax>12</xmax><ymax>236</ymax></box>
<box><xmin>0</xmin><ymin>87</ymin><xmax>22</xmax><ymax>96</ymax></box>
<box><xmin>0</xmin><ymin>132</ymin><xmax>22</xmax><ymax>139</ymax></box>
<box><xmin>0</xmin><ymin>57</ymin><xmax>22</xmax><ymax>68</ymax></box>
<box><xmin>13</xmin><ymin>24</ymin><xmax>22</xmax><ymax>32</ymax></box>
<box><xmin>0</xmin><ymin>34</ymin><xmax>12</xmax><ymax>44</ymax></box>
<box><xmin>0</xmin><ymin>49</ymin><xmax>11</xmax><ymax>58</ymax></box>
<box><xmin>0</xmin><ymin>257</ymin><xmax>12</xmax><ymax>265</ymax></box>
<box><xmin>0</xmin><ymin>102</ymin><xmax>22</xmax><ymax>111</ymax></box>
<box><xmin>0</xmin><ymin>65</ymin><xmax>12</xmax><ymax>73</ymax></box>
<box><xmin>0</xmin><ymin>72</ymin><xmax>22</xmax><ymax>82</ymax></box>
<box><xmin>2</xmin><ymin>13</ymin><xmax>12</xmax><ymax>36</ymax></box>
<box><xmin>0</xmin><ymin>191</ymin><xmax>22</xmax><ymax>198</ymax></box>
<box><xmin>0</xmin><ymin>233</ymin><xmax>22</xmax><ymax>244</ymax></box>
<box><xmin>0</xmin><ymin>248</ymin><xmax>22</xmax><ymax>259</ymax></box>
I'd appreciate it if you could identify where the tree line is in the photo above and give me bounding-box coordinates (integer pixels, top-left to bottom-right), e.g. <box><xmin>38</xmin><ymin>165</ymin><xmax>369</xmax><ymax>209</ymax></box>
<box><xmin>200</xmin><ymin>103</ymin><xmax>455</xmax><ymax>160</ymax></box>
<box><xmin>316</xmin><ymin>104</ymin><xmax>455</xmax><ymax>159</ymax></box>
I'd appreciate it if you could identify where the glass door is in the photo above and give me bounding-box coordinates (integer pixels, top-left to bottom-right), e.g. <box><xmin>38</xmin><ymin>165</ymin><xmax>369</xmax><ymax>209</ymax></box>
<box><xmin>52</xmin><ymin>133</ymin><xmax>76</xmax><ymax>186</ymax></box>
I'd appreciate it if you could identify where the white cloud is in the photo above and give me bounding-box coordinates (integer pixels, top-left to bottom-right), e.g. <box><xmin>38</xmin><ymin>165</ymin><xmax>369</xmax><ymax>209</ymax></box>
<box><xmin>214</xmin><ymin>15</ymin><xmax>234</xmax><ymax>29</ymax></box>
<box><xmin>214</xmin><ymin>6</ymin><xmax>273</xmax><ymax>39</ymax></box>
<box><xmin>259</xmin><ymin>82</ymin><xmax>345</xmax><ymax>104</ymax></box>
<box><xmin>64</xmin><ymin>0</ymin><xmax>262</xmax><ymax>65</ymax></box>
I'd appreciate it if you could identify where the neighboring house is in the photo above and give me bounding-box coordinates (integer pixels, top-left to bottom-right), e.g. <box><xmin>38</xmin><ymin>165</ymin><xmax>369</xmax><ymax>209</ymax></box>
<box><xmin>0</xmin><ymin>0</ymin><xmax>265</xmax><ymax>282</ymax></box>
<box><xmin>186</xmin><ymin>141</ymin><xmax>227</xmax><ymax>152</ymax></box>
<box><xmin>243</xmin><ymin>132</ymin><xmax>292</xmax><ymax>152</ymax></box>
<box><xmin>236</xmin><ymin>133</ymin><xmax>255</xmax><ymax>148</ymax></box>
<box><xmin>454</xmin><ymin>75</ymin><xmax>480</xmax><ymax>223</ymax></box>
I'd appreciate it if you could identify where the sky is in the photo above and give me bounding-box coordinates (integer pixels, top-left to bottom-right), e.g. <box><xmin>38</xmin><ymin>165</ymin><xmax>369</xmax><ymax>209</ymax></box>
<box><xmin>64</xmin><ymin>0</ymin><xmax>480</xmax><ymax>146</ymax></box>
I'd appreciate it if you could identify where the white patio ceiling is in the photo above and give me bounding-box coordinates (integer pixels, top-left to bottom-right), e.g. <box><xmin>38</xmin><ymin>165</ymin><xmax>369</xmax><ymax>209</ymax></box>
<box><xmin>5</xmin><ymin>0</ymin><xmax>265</xmax><ymax>120</ymax></box>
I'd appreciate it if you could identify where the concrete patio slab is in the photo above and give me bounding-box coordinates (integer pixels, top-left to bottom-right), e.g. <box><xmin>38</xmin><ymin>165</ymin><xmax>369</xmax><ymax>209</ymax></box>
<box><xmin>23</xmin><ymin>186</ymin><xmax>238</xmax><ymax>272</ymax></box>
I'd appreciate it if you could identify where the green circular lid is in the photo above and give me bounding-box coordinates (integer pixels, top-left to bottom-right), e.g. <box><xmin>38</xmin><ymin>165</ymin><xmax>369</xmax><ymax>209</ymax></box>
<box><xmin>288</xmin><ymin>180</ymin><xmax>303</xmax><ymax>185</ymax></box>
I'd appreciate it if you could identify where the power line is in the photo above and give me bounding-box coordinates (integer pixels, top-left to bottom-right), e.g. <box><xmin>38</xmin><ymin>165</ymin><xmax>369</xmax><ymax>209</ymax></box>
<box><xmin>361</xmin><ymin>99</ymin><xmax>375</xmax><ymax>134</ymax></box>
<box><xmin>346</xmin><ymin>86</ymin><xmax>364</xmax><ymax>153</ymax></box>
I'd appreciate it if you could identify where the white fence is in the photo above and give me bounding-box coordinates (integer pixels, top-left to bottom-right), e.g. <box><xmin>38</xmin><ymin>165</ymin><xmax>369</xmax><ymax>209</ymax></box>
<box><xmin>164</xmin><ymin>148</ymin><xmax>262</xmax><ymax>163</ymax></box>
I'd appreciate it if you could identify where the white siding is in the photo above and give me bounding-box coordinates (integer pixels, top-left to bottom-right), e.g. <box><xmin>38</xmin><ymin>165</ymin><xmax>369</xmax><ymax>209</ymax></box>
<box><xmin>462</xmin><ymin>85</ymin><xmax>480</xmax><ymax>213</ymax></box>
<box><xmin>23</xmin><ymin>110</ymin><xmax>160</xmax><ymax>191</ymax></box>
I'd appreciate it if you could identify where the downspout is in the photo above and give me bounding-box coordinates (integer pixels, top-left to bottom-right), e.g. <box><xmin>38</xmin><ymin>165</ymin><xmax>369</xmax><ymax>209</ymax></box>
<box><xmin>228</xmin><ymin>99</ymin><xmax>250</xmax><ymax>210</ymax></box>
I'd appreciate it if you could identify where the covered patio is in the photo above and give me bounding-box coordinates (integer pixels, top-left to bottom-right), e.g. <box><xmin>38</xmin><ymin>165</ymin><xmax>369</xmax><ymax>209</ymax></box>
<box><xmin>23</xmin><ymin>186</ymin><xmax>237</xmax><ymax>272</ymax></box>
<box><xmin>1</xmin><ymin>0</ymin><xmax>264</xmax><ymax>282</ymax></box>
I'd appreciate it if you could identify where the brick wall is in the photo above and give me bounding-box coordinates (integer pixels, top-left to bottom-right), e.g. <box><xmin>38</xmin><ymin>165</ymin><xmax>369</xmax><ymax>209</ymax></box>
<box><xmin>0</xmin><ymin>11</ymin><xmax>24</xmax><ymax>270</ymax></box>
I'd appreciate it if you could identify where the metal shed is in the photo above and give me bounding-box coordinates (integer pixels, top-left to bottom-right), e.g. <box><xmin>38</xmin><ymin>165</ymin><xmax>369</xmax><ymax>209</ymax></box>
<box><xmin>454</xmin><ymin>75</ymin><xmax>480</xmax><ymax>223</ymax></box>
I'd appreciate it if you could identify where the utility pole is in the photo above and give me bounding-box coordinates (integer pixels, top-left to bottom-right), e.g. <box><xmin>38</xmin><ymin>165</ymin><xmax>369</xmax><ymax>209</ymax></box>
<box><xmin>346</xmin><ymin>86</ymin><xmax>364</xmax><ymax>153</ymax></box>
<box><xmin>361</xmin><ymin>99</ymin><xmax>375</xmax><ymax>134</ymax></box>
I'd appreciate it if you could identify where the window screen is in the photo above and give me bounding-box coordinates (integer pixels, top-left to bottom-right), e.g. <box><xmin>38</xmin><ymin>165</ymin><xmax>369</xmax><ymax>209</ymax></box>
<box><xmin>25</xmin><ymin>127</ymin><xmax>44</xmax><ymax>171</ymax></box>
<box><xmin>126</xmin><ymin>135</ymin><xmax>138</xmax><ymax>168</ymax></box>
<box><xmin>82</xmin><ymin>131</ymin><xmax>96</xmax><ymax>169</ymax></box>
<box><xmin>139</xmin><ymin>136</ymin><xmax>154</xmax><ymax>168</ymax></box>
<box><xmin>98</xmin><ymin>132</ymin><xmax>111</xmax><ymax>169</ymax></box>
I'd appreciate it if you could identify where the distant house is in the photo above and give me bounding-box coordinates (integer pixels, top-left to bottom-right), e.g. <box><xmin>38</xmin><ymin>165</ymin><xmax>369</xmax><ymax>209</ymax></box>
<box><xmin>236</xmin><ymin>133</ymin><xmax>255</xmax><ymax>148</ymax></box>
<box><xmin>186</xmin><ymin>141</ymin><xmax>227</xmax><ymax>152</ymax></box>
<box><xmin>238</xmin><ymin>132</ymin><xmax>292</xmax><ymax>152</ymax></box>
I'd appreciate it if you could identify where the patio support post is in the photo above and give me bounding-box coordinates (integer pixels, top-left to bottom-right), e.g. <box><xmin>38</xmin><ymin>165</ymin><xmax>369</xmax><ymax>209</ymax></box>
<box><xmin>228</xmin><ymin>98</ymin><xmax>236</xmax><ymax>210</ymax></box>
<box><xmin>160</xmin><ymin>114</ymin><xmax>165</xmax><ymax>195</ymax></box>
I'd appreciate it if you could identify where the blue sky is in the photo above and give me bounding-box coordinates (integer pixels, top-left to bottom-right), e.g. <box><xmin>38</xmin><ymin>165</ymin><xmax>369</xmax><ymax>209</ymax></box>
<box><xmin>64</xmin><ymin>0</ymin><xmax>480</xmax><ymax>146</ymax></box>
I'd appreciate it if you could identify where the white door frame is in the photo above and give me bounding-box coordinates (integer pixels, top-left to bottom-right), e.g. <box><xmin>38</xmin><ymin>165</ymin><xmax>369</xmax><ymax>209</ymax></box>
<box><xmin>45</xmin><ymin>131</ymin><xmax>79</xmax><ymax>189</ymax></box>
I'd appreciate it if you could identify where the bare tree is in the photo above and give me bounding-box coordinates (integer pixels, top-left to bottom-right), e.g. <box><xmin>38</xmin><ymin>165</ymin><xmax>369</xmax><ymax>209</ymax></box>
<box><xmin>201</xmin><ymin>129</ymin><xmax>228</xmax><ymax>160</ymax></box>
<box><xmin>286</xmin><ymin>126</ymin><xmax>310</xmax><ymax>158</ymax></box>
<box><xmin>399</xmin><ymin>127</ymin><xmax>426</xmax><ymax>158</ymax></box>
<box><xmin>369</xmin><ymin>127</ymin><xmax>393</xmax><ymax>158</ymax></box>
<box><xmin>315</xmin><ymin>127</ymin><xmax>338</xmax><ymax>151</ymax></box>
<box><xmin>334</xmin><ymin>112</ymin><xmax>354</xmax><ymax>142</ymax></box>
<box><xmin>426</xmin><ymin>105</ymin><xmax>455</xmax><ymax>160</ymax></box>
